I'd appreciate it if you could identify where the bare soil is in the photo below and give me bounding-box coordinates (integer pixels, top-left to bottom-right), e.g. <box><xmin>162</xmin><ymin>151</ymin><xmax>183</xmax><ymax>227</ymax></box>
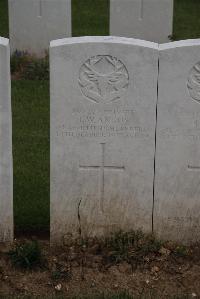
<box><xmin>0</xmin><ymin>238</ymin><xmax>200</xmax><ymax>298</ymax></box>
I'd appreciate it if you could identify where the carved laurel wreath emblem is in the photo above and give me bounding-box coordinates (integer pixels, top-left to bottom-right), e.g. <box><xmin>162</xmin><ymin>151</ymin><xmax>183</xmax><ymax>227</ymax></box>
<box><xmin>187</xmin><ymin>62</ymin><xmax>200</xmax><ymax>103</ymax></box>
<box><xmin>79</xmin><ymin>55</ymin><xmax>129</xmax><ymax>104</ymax></box>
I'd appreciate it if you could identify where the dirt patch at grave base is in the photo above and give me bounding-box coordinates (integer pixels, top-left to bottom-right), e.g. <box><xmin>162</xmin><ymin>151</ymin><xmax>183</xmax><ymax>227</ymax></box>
<box><xmin>0</xmin><ymin>239</ymin><xmax>200</xmax><ymax>298</ymax></box>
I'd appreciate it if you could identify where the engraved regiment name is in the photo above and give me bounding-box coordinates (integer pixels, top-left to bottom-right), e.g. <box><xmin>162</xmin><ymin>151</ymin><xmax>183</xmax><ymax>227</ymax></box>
<box><xmin>56</xmin><ymin>107</ymin><xmax>150</xmax><ymax>139</ymax></box>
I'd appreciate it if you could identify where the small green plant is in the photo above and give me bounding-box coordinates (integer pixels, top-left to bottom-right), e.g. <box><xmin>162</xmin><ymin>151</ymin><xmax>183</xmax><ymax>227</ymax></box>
<box><xmin>23</xmin><ymin>55</ymin><xmax>49</xmax><ymax>80</ymax></box>
<box><xmin>173</xmin><ymin>245</ymin><xmax>188</xmax><ymax>257</ymax></box>
<box><xmin>10</xmin><ymin>51</ymin><xmax>29</xmax><ymax>74</ymax></box>
<box><xmin>51</xmin><ymin>270</ymin><xmax>63</xmax><ymax>280</ymax></box>
<box><xmin>103</xmin><ymin>230</ymin><xmax>162</xmax><ymax>266</ymax></box>
<box><xmin>51</xmin><ymin>265</ymin><xmax>72</xmax><ymax>281</ymax></box>
<box><xmin>106</xmin><ymin>230</ymin><xmax>144</xmax><ymax>249</ymax></box>
<box><xmin>8</xmin><ymin>240</ymin><xmax>42</xmax><ymax>269</ymax></box>
<box><xmin>11</xmin><ymin>51</ymin><xmax>49</xmax><ymax>80</ymax></box>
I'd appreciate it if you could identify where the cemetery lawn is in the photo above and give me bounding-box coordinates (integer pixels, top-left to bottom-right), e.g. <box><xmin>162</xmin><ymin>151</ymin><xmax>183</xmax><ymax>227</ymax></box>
<box><xmin>12</xmin><ymin>80</ymin><xmax>50</xmax><ymax>234</ymax></box>
<box><xmin>0</xmin><ymin>0</ymin><xmax>200</xmax><ymax>234</ymax></box>
<box><xmin>0</xmin><ymin>0</ymin><xmax>9</xmax><ymax>38</ymax></box>
<box><xmin>173</xmin><ymin>0</ymin><xmax>200</xmax><ymax>40</ymax></box>
<box><xmin>72</xmin><ymin>0</ymin><xmax>109</xmax><ymax>36</ymax></box>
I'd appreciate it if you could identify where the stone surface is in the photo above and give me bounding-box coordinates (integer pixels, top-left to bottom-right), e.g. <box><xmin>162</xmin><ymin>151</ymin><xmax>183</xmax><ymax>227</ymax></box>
<box><xmin>155</xmin><ymin>39</ymin><xmax>200</xmax><ymax>244</ymax></box>
<box><xmin>50</xmin><ymin>36</ymin><xmax>158</xmax><ymax>244</ymax></box>
<box><xmin>9</xmin><ymin>0</ymin><xmax>71</xmax><ymax>57</ymax></box>
<box><xmin>0</xmin><ymin>37</ymin><xmax>13</xmax><ymax>242</ymax></box>
<box><xmin>110</xmin><ymin>0</ymin><xmax>173</xmax><ymax>43</ymax></box>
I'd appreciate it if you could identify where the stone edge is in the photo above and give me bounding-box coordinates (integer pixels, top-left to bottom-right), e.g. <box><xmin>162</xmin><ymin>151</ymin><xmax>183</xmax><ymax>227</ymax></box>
<box><xmin>160</xmin><ymin>39</ymin><xmax>200</xmax><ymax>50</ymax></box>
<box><xmin>0</xmin><ymin>37</ymin><xmax>9</xmax><ymax>47</ymax></box>
<box><xmin>50</xmin><ymin>36</ymin><xmax>159</xmax><ymax>49</ymax></box>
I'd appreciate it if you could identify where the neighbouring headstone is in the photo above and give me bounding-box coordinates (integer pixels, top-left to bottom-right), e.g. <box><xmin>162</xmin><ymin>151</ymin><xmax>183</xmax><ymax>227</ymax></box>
<box><xmin>9</xmin><ymin>0</ymin><xmax>71</xmax><ymax>57</ymax></box>
<box><xmin>110</xmin><ymin>0</ymin><xmax>174</xmax><ymax>43</ymax></box>
<box><xmin>155</xmin><ymin>39</ymin><xmax>200</xmax><ymax>244</ymax></box>
<box><xmin>50</xmin><ymin>36</ymin><xmax>158</xmax><ymax>244</ymax></box>
<box><xmin>0</xmin><ymin>37</ymin><xmax>13</xmax><ymax>242</ymax></box>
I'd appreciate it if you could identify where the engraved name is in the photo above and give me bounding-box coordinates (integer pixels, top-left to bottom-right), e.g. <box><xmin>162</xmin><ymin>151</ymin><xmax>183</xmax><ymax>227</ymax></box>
<box><xmin>56</xmin><ymin>107</ymin><xmax>150</xmax><ymax>139</ymax></box>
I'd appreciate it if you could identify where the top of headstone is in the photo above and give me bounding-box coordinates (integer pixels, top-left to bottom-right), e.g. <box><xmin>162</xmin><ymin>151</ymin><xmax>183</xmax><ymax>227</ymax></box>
<box><xmin>50</xmin><ymin>36</ymin><xmax>158</xmax><ymax>49</ymax></box>
<box><xmin>160</xmin><ymin>39</ymin><xmax>200</xmax><ymax>50</ymax></box>
<box><xmin>0</xmin><ymin>37</ymin><xmax>9</xmax><ymax>46</ymax></box>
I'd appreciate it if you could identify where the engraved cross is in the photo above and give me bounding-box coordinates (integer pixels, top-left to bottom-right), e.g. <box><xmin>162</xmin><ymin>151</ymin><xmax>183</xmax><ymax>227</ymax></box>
<box><xmin>79</xmin><ymin>143</ymin><xmax>125</xmax><ymax>212</ymax></box>
<box><xmin>188</xmin><ymin>165</ymin><xmax>200</xmax><ymax>171</ymax></box>
<box><xmin>140</xmin><ymin>0</ymin><xmax>144</xmax><ymax>20</ymax></box>
<box><xmin>38</xmin><ymin>0</ymin><xmax>42</xmax><ymax>17</ymax></box>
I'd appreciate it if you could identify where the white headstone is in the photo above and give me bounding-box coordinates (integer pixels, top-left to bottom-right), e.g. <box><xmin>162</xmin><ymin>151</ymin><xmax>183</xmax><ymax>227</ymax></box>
<box><xmin>0</xmin><ymin>37</ymin><xmax>13</xmax><ymax>242</ymax></box>
<box><xmin>110</xmin><ymin>0</ymin><xmax>174</xmax><ymax>43</ymax></box>
<box><xmin>155</xmin><ymin>40</ymin><xmax>200</xmax><ymax>244</ymax></box>
<box><xmin>9</xmin><ymin>0</ymin><xmax>71</xmax><ymax>57</ymax></box>
<box><xmin>50</xmin><ymin>36</ymin><xmax>158</xmax><ymax>244</ymax></box>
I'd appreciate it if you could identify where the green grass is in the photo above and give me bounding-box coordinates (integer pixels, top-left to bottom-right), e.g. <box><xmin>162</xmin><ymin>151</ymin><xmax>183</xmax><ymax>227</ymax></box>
<box><xmin>1</xmin><ymin>1</ymin><xmax>200</xmax><ymax>232</ymax></box>
<box><xmin>8</xmin><ymin>240</ymin><xmax>42</xmax><ymax>269</ymax></box>
<box><xmin>0</xmin><ymin>0</ymin><xmax>9</xmax><ymax>37</ymax></box>
<box><xmin>12</xmin><ymin>80</ymin><xmax>49</xmax><ymax>233</ymax></box>
<box><xmin>72</xmin><ymin>0</ymin><xmax>109</xmax><ymax>36</ymax></box>
<box><xmin>173</xmin><ymin>0</ymin><xmax>200</xmax><ymax>40</ymax></box>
